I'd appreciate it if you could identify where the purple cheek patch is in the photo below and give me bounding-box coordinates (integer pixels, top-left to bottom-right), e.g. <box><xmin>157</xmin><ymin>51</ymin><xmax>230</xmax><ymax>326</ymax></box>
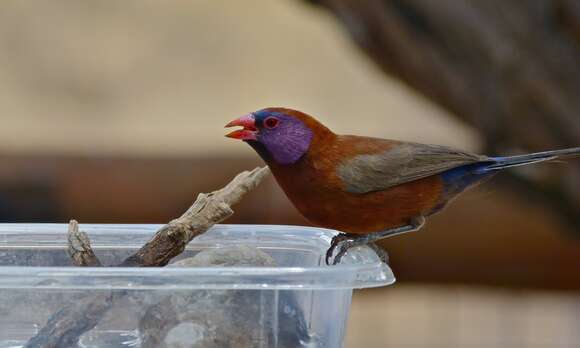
<box><xmin>260</xmin><ymin>118</ymin><xmax>313</xmax><ymax>165</ymax></box>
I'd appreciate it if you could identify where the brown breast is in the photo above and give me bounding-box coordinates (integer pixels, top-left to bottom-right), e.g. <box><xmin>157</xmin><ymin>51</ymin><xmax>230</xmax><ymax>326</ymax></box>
<box><xmin>268</xmin><ymin>135</ymin><xmax>444</xmax><ymax>234</ymax></box>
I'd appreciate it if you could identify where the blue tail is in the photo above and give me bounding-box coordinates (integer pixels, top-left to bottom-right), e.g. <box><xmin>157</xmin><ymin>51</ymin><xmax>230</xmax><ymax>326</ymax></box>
<box><xmin>433</xmin><ymin>147</ymin><xmax>580</xmax><ymax>214</ymax></box>
<box><xmin>484</xmin><ymin>147</ymin><xmax>580</xmax><ymax>171</ymax></box>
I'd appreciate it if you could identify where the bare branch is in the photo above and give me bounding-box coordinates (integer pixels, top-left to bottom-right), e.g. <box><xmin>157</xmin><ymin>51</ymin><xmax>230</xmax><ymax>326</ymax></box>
<box><xmin>25</xmin><ymin>167</ymin><xmax>270</xmax><ymax>348</ymax></box>
<box><xmin>121</xmin><ymin>166</ymin><xmax>270</xmax><ymax>267</ymax></box>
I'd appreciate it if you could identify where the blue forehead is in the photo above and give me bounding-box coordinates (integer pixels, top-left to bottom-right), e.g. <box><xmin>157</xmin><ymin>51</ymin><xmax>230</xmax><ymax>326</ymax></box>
<box><xmin>252</xmin><ymin>110</ymin><xmax>287</xmax><ymax>125</ymax></box>
<box><xmin>253</xmin><ymin>109</ymin><xmax>280</xmax><ymax>118</ymax></box>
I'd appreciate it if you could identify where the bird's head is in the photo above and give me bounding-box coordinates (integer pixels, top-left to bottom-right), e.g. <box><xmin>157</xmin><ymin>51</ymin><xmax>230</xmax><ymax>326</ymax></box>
<box><xmin>225</xmin><ymin>107</ymin><xmax>332</xmax><ymax>165</ymax></box>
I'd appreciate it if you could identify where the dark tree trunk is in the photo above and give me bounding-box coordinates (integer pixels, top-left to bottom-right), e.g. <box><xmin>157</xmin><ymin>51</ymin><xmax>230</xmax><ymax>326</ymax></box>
<box><xmin>305</xmin><ymin>0</ymin><xmax>580</xmax><ymax>232</ymax></box>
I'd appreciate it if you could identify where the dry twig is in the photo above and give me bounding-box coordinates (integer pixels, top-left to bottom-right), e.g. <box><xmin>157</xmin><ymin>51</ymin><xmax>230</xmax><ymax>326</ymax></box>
<box><xmin>121</xmin><ymin>166</ymin><xmax>270</xmax><ymax>267</ymax></box>
<box><xmin>25</xmin><ymin>167</ymin><xmax>270</xmax><ymax>348</ymax></box>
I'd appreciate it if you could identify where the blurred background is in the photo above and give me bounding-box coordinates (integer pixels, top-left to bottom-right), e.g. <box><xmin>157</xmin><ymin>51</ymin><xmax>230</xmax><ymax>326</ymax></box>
<box><xmin>0</xmin><ymin>1</ymin><xmax>579</xmax><ymax>347</ymax></box>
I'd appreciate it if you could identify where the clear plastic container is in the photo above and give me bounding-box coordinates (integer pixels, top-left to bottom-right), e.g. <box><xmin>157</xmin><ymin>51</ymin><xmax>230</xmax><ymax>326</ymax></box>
<box><xmin>0</xmin><ymin>224</ymin><xmax>394</xmax><ymax>348</ymax></box>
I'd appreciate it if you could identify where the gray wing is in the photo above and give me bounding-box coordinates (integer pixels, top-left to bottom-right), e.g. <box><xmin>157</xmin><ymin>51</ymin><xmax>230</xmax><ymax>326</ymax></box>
<box><xmin>336</xmin><ymin>142</ymin><xmax>488</xmax><ymax>194</ymax></box>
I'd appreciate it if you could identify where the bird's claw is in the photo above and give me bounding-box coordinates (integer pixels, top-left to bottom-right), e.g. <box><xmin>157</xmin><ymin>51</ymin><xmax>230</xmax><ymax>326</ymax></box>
<box><xmin>325</xmin><ymin>233</ymin><xmax>355</xmax><ymax>266</ymax></box>
<box><xmin>325</xmin><ymin>217</ymin><xmax>425</xmax><ymax>265</ymax></box>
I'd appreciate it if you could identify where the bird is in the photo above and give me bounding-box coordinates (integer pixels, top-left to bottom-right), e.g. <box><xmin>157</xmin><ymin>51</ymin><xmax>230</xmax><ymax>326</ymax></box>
<box><xmin>225</xmin><ymin>107</ymin><xmax>580</xmax><ymax>265</ymax></box>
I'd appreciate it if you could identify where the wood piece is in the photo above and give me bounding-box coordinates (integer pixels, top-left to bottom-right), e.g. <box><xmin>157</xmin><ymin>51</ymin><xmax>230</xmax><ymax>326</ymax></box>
<box><xmin>25</xmin><ymin>167</ymin><xmax>270</xmax><ymax>348</ymax></box>
<box><xmin>66</xmin><ymin>220</ymin><xmax>102</xmax><ymax>267</ymax></box>
<box><xmin>121</xmin><ymin>166</ymin><xmax>270</xmax><ymax>267</ymax></box>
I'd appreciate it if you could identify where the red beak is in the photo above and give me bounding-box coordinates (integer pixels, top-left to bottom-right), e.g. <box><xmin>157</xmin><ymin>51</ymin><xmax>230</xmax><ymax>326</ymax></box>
<box><xmin>225</xmin><ymin>113</ymin><xmax>258</xmax><ymax>140</ymax></box>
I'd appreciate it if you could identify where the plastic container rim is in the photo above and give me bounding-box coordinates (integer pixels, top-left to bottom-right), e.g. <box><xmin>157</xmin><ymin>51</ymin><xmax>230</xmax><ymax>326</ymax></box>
<box><xmin>0</xmin><ymin>223</ymin><xmax>396</xmax><ymax>290</ymax></box>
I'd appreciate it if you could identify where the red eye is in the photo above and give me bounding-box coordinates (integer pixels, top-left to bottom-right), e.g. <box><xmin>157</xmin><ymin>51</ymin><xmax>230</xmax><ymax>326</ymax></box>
<box><xmin>264</xmin><ymin>117</ymin><xmax>279</xmax><ymax>129</ymax></box>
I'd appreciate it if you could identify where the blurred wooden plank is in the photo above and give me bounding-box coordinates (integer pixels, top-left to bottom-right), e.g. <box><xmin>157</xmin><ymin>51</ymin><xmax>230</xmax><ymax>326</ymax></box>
<box><xmin>0</xmin><ymin>155</ymin><xmax>579</xmax><ymax>290</ymax></box>
<box><xmin>0</xmin><ymin>0</ymin><xmax>477</xmax><ymax>158</ymax></box>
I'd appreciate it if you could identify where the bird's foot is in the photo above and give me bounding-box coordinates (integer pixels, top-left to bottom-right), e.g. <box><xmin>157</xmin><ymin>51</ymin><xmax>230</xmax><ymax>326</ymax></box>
<box><xmin>327</xmin><ymin>238</ymin><xmax>389</xmax><ymax>266</ymax></box>
<box><xmin>325</xmin><ymin>216</ymin><xmax>426</xmax><ymax>266</ymax></box>
<box><xmin>325</xmin><ymin>233</ymin><xmax>360</xmax><ymax>266</ymax></box>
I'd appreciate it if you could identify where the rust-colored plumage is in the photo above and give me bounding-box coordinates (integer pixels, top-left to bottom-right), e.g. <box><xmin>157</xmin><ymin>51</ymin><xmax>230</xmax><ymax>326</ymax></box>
<box><xmin>268</xmin><ymin>132</ymin><xmax>443</xmax><ymax>233</ymax></box>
